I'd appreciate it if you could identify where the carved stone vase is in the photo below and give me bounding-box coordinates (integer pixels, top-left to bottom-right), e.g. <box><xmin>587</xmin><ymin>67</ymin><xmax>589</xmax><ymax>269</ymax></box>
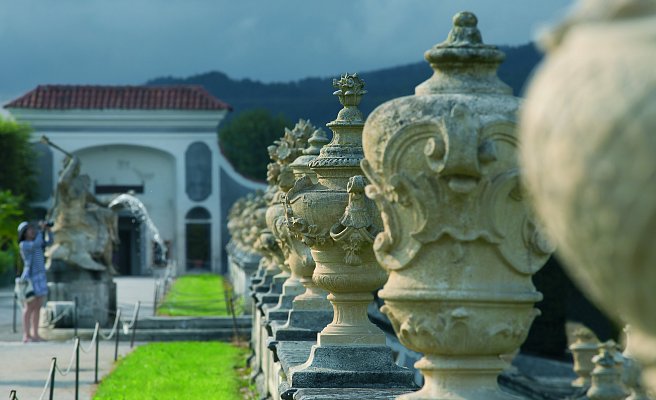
<box><xmin>361</xmin><ymin>12</ymin><xmax>552</xmax><ymax>399</ymax></box>
<box><xmin>518</xmin><ymin>0</ymin><xmax>656</xmax><ymax>391</ymax></box>
<box><xmin>587</xmin><ymin>342</ymin><xmax>629</xmax><ymax>400</ymax></box>
<box><xmin>263</xmin><ymin>120</ymin><xmax>317</xmax><ymax>322</ymax></box>
<box><xmin>273</xmin><ymin>128</ymin><xmax>334</xmax><ymax>340</ymax></box>
<box><xmin>571</xmin><ymin>327</ymin><xmax>601</xmax><ymax>388</ymax></box>
<box><xmin>285</xmin><ymin>73</ymin><xmax>415</xmax><ymax>389</ymax></box>
<box><xmin>251</xmin><ymin>185</ymin><xmax>282</xmax><ymax>296</ymax></box>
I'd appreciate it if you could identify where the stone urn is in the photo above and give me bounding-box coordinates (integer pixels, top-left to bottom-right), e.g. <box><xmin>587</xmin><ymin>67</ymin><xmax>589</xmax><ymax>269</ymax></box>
<box><xmin>286</xmin><ymin>73</ymin><xmax>415</xmax><ymax>389</ymax></box>
<box><xmin>587</xmin><ymin>342</ymin><xmax>630</xmax><ymax>400</ymax></box>
<box><xmin>264</xmin><ymin>120</ymin><xmax>317</xmax><ymax>321</ymax></box>
<box><xmin>273</xmin><ymin>128</ymin><xmax>334</xmax><ymax>340</ymax></box>
<box><xmin>251</xmin><ymin>185</ymin><xmax>282</xmax><ymax>295</ymax></box>
<box><xmin>570</xmin><ymin>327</ymin><xmax>601</xmax><ymax>387</ymax></box>
<box><xmin>518</xmin><ymin>0</ymin><xmax>656</xmax><ymax>391</ymax></box>
<box><xmin>361</xmin><ymin>12</ymin><xmax>552</xmax><ymax>399</ymax></box>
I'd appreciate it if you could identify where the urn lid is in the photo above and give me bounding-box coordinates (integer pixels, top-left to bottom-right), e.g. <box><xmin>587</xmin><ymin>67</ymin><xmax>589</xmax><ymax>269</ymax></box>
<box><xmin>416</xmin><ymin>11</ymin><xmax>511</xmax><ymax>95</ymax></box>
<box><xmin>290</xmin><ymin>128</ymin><xmax>329</xmax><ymax>169</ymax></box>
<box><xmin>309</xmin><ymin>73</ymin><xmax>367</xmax><ymax>170</ymax></box>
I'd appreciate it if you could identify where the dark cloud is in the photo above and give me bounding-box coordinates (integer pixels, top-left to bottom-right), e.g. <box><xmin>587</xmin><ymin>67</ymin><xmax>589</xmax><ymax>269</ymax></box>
<box><xmin>0</xmin><ymin>0</ymin><xmax>571</xmax><ymax>103</ymax></box>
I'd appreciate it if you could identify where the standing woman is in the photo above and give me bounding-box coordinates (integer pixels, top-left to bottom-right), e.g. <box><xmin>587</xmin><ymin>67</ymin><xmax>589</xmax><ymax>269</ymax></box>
<box><xmin>17</xmin><ymin>221</ymin><xmax>53</xmax><ymax>342</ymax></box>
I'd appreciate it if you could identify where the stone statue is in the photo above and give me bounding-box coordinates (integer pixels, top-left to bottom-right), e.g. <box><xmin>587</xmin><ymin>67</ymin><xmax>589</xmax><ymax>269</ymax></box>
<box><xmin>42</xmin><ymin>137</ymin><xmax>118</xmax><ymax>272</ymax></box>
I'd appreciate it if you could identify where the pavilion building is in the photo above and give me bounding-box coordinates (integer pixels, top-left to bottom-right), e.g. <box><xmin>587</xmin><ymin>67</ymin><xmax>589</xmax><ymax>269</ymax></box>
<box><xmin>4</xmin><ymin>84</ymin><xmax>264</xmax><ymax>276</ymax></box>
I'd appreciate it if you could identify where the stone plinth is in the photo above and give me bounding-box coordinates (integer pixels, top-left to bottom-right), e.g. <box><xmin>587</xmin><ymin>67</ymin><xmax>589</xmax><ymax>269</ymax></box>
<box><xmin>46</xmin><ymin>260</ymin><xmax>116</xmax><ymax>327</ymax></box>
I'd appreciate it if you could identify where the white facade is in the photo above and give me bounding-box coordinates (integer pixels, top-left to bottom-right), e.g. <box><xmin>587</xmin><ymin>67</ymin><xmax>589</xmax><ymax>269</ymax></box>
<box><xmin>8</xmin><ymin>107</ymin><xmax>264</xmax><ymax>275</ymax></box>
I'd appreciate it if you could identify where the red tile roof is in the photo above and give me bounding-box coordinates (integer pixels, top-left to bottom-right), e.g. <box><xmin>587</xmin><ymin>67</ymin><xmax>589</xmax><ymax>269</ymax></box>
<box><xmin>4</xmin><ymin>85</ymin><xmax>232</xmax><ymax>111</ymax></box>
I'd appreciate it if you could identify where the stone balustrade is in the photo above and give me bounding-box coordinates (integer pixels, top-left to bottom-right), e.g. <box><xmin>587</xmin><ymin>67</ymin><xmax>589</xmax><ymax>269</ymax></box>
<box><xmin>223</xmin><ymin>5</ymin><xmax>655</xmax><ymax>399</ymax></box>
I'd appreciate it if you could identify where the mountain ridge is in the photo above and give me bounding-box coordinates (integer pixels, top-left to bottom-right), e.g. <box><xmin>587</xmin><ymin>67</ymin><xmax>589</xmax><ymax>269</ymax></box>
<box><xmin>147</xmin><ymin>43</ymin><xmax>542</xmax><ymax>128</ymax></box>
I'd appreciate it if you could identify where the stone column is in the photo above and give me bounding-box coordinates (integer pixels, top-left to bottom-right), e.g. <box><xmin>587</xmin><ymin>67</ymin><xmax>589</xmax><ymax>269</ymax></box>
<box><xmin>285</xmin><ymin>73</ymin><xmax>415</xmax><ymax>389</ymax></box>
<box><xmin>518</xmin><ymin>0</ymin><xmax>656</xmax><ymax>392</ymax></box>
<box><xmin>361</xmin><ymin>12</ymin><xmax>552</xmax><ymax>399</ymax></box>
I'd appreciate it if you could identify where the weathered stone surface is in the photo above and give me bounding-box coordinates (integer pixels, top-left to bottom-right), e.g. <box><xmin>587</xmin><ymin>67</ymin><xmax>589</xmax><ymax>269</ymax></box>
<box><xmin>518</xmin><ymin>0</ymin><xmax>656</xmax><ymax>392</ymax></box>
<box><xmin>361</xmin><ymin>11</ymin><xmax>552</xmax><ymax>399</ymax></box>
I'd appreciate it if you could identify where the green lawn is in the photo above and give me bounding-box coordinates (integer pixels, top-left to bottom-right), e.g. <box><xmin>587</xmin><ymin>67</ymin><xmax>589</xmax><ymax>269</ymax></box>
<box><xmin>157</xmin><ymin>274</ymin><xmax>230</xmax><ymax>317</ymax></box>
<box><xmin>94</xmin><ymin>342</ymin><xmax>249</xmax><ymax>400</ymax></box>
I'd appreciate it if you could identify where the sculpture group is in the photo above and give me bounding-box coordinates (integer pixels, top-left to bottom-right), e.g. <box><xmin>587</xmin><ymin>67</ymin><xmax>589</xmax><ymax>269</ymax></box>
<box><xmin>228</xmin><ymin>2</ymin><xmax>656</xmax><ymax>400</ymax></box>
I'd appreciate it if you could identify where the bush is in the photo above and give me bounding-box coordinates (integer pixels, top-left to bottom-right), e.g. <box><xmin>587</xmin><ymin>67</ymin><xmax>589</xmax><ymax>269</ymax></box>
<box><xmin>0</xmin><ymin>190</ymin><xmax>24</xmax><ymax>275</ymax></box>
<box><xmin>0</xmin><ymin>250</ymin><xmax>16</xmax><ymax>276</ymax></box>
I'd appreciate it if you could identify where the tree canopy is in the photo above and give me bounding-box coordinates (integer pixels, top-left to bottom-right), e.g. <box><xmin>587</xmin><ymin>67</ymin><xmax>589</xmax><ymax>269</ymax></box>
<box><xmin>0</xmin><ymin>117</ymin><xmax>36</xmax><ymax>203</ymax></box>
<box><xmin>218</xmin><ymin>109</ymin><xmax>291</xmax><ymax>181</ymax></box>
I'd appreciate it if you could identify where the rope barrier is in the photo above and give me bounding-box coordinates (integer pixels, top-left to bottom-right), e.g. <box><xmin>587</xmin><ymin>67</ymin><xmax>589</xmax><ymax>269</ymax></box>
<box><xmin>8</xmin><ymin>297</ymin><xmax>144</xmax><ymax>399</ymax></box>
<box><xmin>79</xmin><ymin>323</ymin><xmax>99</xmax><ymax>354</ymax></box>
<box><xmin>100</xmin><ymin>309</ymin><xmax>122</xmax><ymax>340</ymax></box>
<box><xmin>123</xmin><ymin>301</ymin><xmax>141</xmax><ymax>330</ymax></box>
<box><xmin>54</xmin><ymin>338</ymin><xmax>79</xmax><ymax>377</ymax></box>
<box><xmin>37</xmin><ymin>358</ymin><xmax>56</xmax><ymax>400</ymax></box>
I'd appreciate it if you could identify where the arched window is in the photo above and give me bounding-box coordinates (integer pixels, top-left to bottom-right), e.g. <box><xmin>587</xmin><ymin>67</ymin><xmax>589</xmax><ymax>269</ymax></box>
<box><xmin>185</xmin><ymin>142</ymin><xmax>212</xmax><ymax>201</ymax></box>
<box><xmin>186</xmin><ymin>207</ymin><xmax>211</xmax><ymax>220</ymax></box>
<box><xmin>32</xmin><ymin>143</ymin><xmax>53</xmax><ymax>202</ymax></box>
<box><xmin>185</xmin><ymin>207</ymin><xmax>211</xmax><ymax>271</ymax></box>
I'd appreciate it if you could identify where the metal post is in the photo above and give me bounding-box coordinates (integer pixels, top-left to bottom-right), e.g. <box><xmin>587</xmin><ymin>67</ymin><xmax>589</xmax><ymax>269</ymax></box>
<box><xmin>12</xmin><ymin>293</ymin><xmax>17</xmax><ymax>334</ymax></box>
<box><xmin>153</xmin><ymin>282</ymin><xmax>159</xmax><ymax>317</ymax></box>
<box><xmin>130</xmin><ymin>306</ymin><xmax>140</xmax><ymax>349</ymax></box>
<box><xmin>75</xmin><ymin>337</ymin><xmax>80</xmax><ymax>400</ymax></box>
<box><xmin>94</xmin><ymin>323</ymin><xmax>100</xmax><ymax>384</ymax></box>
<box><xmin>114</xmin><ymin>314</ymin><xmax>120</xmax><ymax>361</ymax></box>
<box><xmin>73</xmin><ymin>296</ymin><xmax>78</xmax><ymax>338</ymax></box>
<box><xmin>49</xmin><ymin>357</ymin><xmax>56</xmax><ymax>400</ymax></box>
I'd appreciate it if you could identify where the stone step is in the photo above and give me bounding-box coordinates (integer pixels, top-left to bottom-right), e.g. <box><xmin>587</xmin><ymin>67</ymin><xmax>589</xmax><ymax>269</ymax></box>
<box><xmin>40</xmin><ymin>327</ymin><xmax>251</xmax><ymax>342</ymax></box>
<box><xmin>129</xmin><ymin>328</ymin><xmax>251</xmax><ymax>342</ymax></box>
<box><xmin>134</xmin><ymin>316</ymin><xmax>251</xmax><ymax>330</ymax></box>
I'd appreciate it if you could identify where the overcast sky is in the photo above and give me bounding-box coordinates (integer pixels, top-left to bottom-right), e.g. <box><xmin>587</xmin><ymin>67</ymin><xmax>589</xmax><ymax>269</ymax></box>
<box><xmin>0</xmin><ymin>0</ymin><xmax>572</xmax><ymax>105</ymax></box>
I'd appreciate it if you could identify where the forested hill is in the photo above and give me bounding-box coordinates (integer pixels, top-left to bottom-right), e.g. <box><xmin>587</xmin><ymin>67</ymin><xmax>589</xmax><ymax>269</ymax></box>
<box><xmin>147</xmin><ymin>43</ymin><xmax>542</xmax><ymax>126</ymax></box>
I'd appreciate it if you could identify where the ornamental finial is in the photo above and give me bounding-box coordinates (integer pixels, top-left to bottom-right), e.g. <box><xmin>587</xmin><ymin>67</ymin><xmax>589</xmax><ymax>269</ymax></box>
<box><xmin>304</xmin><ymin>128</ymin><xmax>329</xmax><ymax>156</ymax></box>
<box><xmin>442</xmin><ymin>11</ymin><xmax>483</xmax><ymax>46</ymax></box>
<box><xmin>331</xmin><ymin>73</ymin><xmax>367</xmax><ymax>124</ymax></box>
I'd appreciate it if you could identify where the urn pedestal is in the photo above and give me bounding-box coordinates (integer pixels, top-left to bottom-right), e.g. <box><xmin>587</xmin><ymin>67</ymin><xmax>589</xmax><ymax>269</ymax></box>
<box><xmin>361</xmin><ymin>12</ymin><xmax>551</xmax><ymax>399</ymax></box>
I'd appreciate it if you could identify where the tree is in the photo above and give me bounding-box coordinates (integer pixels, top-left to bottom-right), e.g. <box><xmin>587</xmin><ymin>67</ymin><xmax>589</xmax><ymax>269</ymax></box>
<box><xmin>218</xmin><ymin>109</ymin><xmax>291</xmax><ymax>181</ymax></box>
<box><xmin>0</xmin><ymin>116</ymin><xmax>36</xmax><ymax>203</ymax></box>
